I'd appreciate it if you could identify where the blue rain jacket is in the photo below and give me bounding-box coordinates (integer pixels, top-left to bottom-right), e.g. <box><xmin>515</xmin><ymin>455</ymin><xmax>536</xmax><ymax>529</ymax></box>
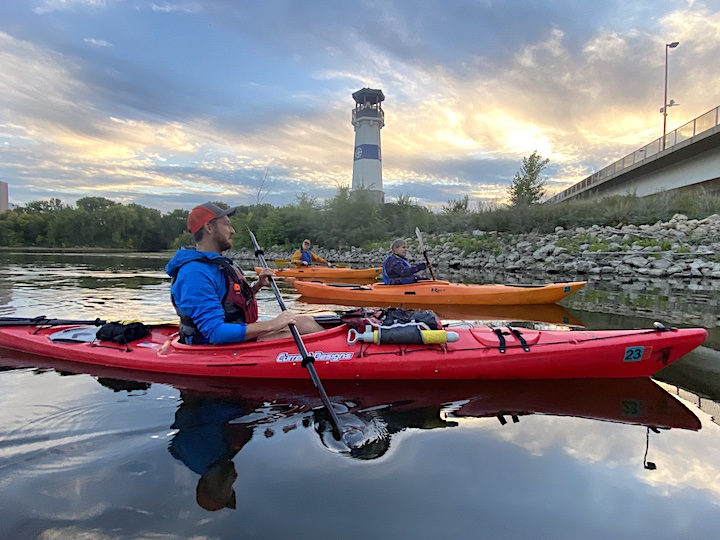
<box><xmin>165</xmin><ymin>247</ymin><xmax>249</xmax><ymax>344</ymax></box>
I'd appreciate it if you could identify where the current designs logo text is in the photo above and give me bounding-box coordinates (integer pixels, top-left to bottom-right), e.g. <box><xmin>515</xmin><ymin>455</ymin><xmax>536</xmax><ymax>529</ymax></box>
<box><xmin>276</xmin><ymin>351</ymin><xmax>354</xmax><ymax>363</ymax></box>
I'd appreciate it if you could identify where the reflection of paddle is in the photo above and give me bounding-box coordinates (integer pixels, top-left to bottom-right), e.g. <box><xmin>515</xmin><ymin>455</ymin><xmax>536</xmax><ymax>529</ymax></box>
<box><xmin>415</xmin><ymin>227</ymin><xmax>437</xmax><ymax>280</ymax></box>
<box><xmin>248</xmin><ymin>228</ymin><xmax>344</xmax><ymax>441</ymax></box>
<box><xmin>274</xmin><ymin>259</ymin><xmax>348</xmax><ymax>268</ymax></box>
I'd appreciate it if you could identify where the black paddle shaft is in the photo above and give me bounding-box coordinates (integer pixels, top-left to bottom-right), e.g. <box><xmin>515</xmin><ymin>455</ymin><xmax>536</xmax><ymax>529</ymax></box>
<box><xmin>0</xmin><ymin>316</ymin><xmax>107</xmax><ymax>327</ymax></box>
<box><xmin>247</xmin><ymin>228</ymin><xmax>343</xmax><ymax>435</ymax></box>
<box><xmin>421</xmin><ymin>251</ymin><xmax>436</xmax><ymax>281</ymax></box>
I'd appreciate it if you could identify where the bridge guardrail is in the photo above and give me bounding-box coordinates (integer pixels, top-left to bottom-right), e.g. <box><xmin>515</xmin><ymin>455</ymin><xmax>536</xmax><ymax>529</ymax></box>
<box><xmin>548</xmin><ymin>105</ymin><xmax>720</xmax><ymax>203</ymax></box>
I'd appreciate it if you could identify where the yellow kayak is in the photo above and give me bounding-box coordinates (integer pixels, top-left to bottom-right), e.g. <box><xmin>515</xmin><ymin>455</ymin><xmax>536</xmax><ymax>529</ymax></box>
<box><xmin>256</xmin><ymin>266</ymin><xmax>382</xmax><ymax>280</ymax></box>
<box><xmin>292</xmin><ymin>279</ymin><xmax>586</xmax><ymax>306</ymax></box>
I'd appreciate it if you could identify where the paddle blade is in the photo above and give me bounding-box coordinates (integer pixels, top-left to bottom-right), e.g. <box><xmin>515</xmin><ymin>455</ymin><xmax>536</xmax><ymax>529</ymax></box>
<box><xmin>415</xmin><ymin>227</ymin><xmax>425</xmax><ymax>252</ymax></box>
<box><xmin>414</xmin><ymin>227</ymin><xmax>436</xmax><ymax>280</ymax></box>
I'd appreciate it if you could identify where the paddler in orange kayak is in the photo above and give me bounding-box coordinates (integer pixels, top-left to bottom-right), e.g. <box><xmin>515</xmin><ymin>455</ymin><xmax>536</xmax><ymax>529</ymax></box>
<box><xmin>381</xmin><ymin>239</ymin><xmax>430</xmax><ymax>285</ymax></box>
<box><xmin>290</xmin><ymin>238</ymin><xmax>333</xmax><ymax>267</ymax></box>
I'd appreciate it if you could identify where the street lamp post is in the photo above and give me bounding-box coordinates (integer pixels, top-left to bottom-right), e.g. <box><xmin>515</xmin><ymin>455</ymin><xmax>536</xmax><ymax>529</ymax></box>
<box><xmin>661</xmin><ymin>41</ymin><xmax>679</xmax><ymax>150</ymax></box>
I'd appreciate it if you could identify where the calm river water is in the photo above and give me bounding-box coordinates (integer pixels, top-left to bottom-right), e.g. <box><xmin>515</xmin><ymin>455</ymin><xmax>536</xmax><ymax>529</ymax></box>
<box><xmin>1</xmin><ymin>250</ymin><xmax>719</xmax><ymax>539</ymax></box>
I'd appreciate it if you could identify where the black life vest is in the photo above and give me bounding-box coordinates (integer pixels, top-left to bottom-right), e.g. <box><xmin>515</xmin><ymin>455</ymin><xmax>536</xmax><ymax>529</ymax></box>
<box><xmin>172</xmin><ymin>256</ymin><xmax>259</xmax><ymax>344</ymax></box>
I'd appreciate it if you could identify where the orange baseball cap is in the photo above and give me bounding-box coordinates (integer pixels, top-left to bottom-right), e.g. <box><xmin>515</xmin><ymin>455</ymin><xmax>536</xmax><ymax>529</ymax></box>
<box><xmin>187</xmin><ymin>203</ymin><xmax>237</xmax><ymax>234</ymax></box>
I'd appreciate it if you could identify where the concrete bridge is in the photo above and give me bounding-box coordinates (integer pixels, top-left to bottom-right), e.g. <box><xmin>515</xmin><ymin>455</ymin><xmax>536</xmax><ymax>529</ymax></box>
<box><xmin>547</xmin><ymin>105</ymin><xmax>720</xmax><ymax>204</ymax></box>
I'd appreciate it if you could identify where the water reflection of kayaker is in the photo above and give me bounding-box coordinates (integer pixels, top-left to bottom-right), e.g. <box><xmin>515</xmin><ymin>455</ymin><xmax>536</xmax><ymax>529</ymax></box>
<box><xmin>168</xmin><ymin>393</ymin><xmax>254</xmax><ymax>511</ymax></box>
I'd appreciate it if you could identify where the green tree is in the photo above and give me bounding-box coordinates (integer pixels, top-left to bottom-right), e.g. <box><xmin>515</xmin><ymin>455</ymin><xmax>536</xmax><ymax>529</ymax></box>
<box><xmin>507</xmin><ymin>151</ymin><xmax>549</xmax><ymax>207</ymax></box>
<box><xmin>442</xmin><ymin>195</ymin><xmax>470</xmax><ymax>214</ymax></box>
<box><xmin>381</xmin><ymin>195</ymin><xmax>432</xmax><ymax>237</ymax></box>
<box><xmin>76</xmin><ymin>197</ymin><xmax>117</xmax><ymax>213</ymax></box>
<box><xmin>162</xmin><ymin>209</ymin><xmax>190</xmax><ymax>247</ymax></box>
<box><xmin>231</xmin><ymin>204</ymin><xmax>274</xmax><ymax>249</ymax></box>
<box><xmin>21</xmin><ymin>198</ymin><xmax>66</xmax><ymax>214</ymax></box>
<box><xmin>46</xmin><ymin>207</ymin><xmax>94</xmax><ymax>247</ymax></box>
<box><xmin>124</xmin><ymin>204</ymin><xmax>166</xmax><ymax>250</ymax></box>
<box><xmin>321</xmin><ymin>186</ymin><xmax>387</xmax><ymax>248</ymax></box>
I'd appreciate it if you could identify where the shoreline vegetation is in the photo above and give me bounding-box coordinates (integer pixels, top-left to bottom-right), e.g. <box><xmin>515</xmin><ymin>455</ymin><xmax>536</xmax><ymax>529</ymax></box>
<box><xmin>1</xmin><ymin>189</ymin><xmax>719</xmax><ymax>281</ymax></box>
<box><xmin>233</xmin><ymin>212</ymin><xmax>720</xmax><ymax>281</ymax></box>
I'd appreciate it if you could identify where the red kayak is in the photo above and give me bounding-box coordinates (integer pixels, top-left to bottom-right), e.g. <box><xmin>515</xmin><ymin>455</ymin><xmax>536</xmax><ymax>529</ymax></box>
<box><xmin>0</xmin><ymin>318</ymin><xmax>706</xmax><ymax>380</ymax></box>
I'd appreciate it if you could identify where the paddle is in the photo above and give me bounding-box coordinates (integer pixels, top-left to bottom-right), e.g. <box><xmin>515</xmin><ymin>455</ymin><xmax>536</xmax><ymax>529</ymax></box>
<box><xmin>0</xmin><ymin>316</ymin><xmax>107</xmax><ymax>327</ymax></box>
<box><xmin>0</xmin><ymin>317</ymin><xmax>179</xmax><ymax>327</ymax></box>
<box><xmin>415</xmin><ymin>227</ymin><xmax>437</xmax><ymax>280</ymax></box>
<box><xmin>1</xmin><ymin>314</ymin><xmax>342</xmax><ymax>330</ymax></box>
<box><xmin>248</xmin><ymin>228</ymin><xmax>345</xmax><ymax>440</ymax></box>
<box><xmin>274</xmin><ymin>259</ymin><xmax>348</xmax><ymax>268</ymax></box>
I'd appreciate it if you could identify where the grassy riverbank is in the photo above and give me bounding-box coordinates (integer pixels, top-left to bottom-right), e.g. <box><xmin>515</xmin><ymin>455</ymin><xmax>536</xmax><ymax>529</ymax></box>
<box><xmin>352</xmin><ymin>189</ymin><xmax>720</xmax><ymax>252</ymax></box>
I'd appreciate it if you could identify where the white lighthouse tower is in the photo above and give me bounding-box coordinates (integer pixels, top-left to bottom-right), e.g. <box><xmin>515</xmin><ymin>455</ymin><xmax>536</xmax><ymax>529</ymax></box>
<box><xmin>351</xmin><ymin>87</ymin><xmax>385</xmax><ymax>204</ymax></box>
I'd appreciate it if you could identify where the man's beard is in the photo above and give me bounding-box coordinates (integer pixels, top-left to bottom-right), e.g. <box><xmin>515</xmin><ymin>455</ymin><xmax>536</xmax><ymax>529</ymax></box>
<box><xmin>218</xmin><ymin>236</ymin><xmax>233</xmax><ymax>252</ymax></box>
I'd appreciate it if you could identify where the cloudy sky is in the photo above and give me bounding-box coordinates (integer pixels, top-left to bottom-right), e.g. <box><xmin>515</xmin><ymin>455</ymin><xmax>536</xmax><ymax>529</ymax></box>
<box><xmin>1</xmin><ymin>0</ymin><xmax>719</xmax><ymax>212</ymax></box>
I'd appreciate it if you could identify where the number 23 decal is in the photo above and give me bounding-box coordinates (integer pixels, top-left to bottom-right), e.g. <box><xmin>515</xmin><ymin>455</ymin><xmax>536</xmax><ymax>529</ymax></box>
<box><xmin>623</xmin><ymin>346</ymin><xmax>645</xmax><ymax>362</ymax></box>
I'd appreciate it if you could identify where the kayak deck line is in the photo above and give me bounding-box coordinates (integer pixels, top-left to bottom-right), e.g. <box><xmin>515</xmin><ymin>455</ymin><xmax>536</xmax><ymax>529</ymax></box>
<box><xmin>348</xmin><ymin>325</ymin><xmax>678</xmax><ymax>358</ymax></box>
<box><xmin>12</xmin><ymin>319</ymin><xmax>691</xmax><ymax>351</ymax></box>
<box><xmin>60</xmin><ymin>322</ymin><xmax>681</xmax><ymax>364</ymax></box>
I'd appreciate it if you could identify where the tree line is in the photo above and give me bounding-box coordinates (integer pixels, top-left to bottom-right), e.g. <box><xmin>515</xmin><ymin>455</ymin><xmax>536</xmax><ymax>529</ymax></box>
<box><xmin>3</xmin><ymin>152</ymin><xmax>716</xmax><ymax>252</ymax></box>
<box><xmin>0</xmin><ymin>152</ymin><xmax>551</xmax><ymax>251</ymax></box>
<box><xmin>0</xmin><ymin>190</ymin><xmax>436</xmax><ymax>251</ymax></box>
<box><xmin>0</xmin><ymin>187</ymin><xmax>552</xmax><ymax>252</ymax></box>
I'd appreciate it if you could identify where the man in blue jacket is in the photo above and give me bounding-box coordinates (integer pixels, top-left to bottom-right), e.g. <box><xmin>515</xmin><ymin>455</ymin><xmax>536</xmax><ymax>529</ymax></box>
<box><xmin>165</xmin><ymin>202</ymin><xmax>323</xmax><ymax>344</ymax></box>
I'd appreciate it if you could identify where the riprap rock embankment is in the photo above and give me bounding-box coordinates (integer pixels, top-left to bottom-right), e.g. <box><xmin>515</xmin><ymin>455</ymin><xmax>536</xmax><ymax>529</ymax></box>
<box><xmin>234</xmin><ymin>213</ymin><xmax>720</xmax><ymax>280</ymax></box>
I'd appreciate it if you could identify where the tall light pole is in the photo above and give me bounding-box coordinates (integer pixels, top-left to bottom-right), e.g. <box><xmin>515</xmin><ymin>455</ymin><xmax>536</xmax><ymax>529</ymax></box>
<box><xmin>661</xmin><ymin>41</ymin><xmax>679</xmax><ymax>150</ymax></box>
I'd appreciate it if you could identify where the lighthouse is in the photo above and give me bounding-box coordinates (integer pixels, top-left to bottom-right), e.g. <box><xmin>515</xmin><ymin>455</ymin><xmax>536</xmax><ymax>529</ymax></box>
<box><xmin>351</xmin><ymin>87</ymin><xmax>385</xmax><ymax>204</ymax></box>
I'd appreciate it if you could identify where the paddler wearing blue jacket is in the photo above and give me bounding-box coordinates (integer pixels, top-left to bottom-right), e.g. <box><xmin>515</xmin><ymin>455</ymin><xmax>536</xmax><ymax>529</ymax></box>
<box><xmin>165</xmin><ymin>202</ymin><xmax>323</xmax><ymax>345</ymax></box>
<box><xmin>381</xmin><ymin>239</ymin><xmax>429</xmax><ymax>285</ymax></box>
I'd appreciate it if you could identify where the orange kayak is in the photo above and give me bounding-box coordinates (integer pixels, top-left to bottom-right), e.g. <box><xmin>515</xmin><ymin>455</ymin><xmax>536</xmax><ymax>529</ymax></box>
<box><xmin>256</xmin><ymin>266</ymin><xmax>381</xmax><ymax>280</ymax></box>
<box><xmin>293</xmin><ymin>279</ymin><xmax>587</xmax><ymax>306</ymax></box>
